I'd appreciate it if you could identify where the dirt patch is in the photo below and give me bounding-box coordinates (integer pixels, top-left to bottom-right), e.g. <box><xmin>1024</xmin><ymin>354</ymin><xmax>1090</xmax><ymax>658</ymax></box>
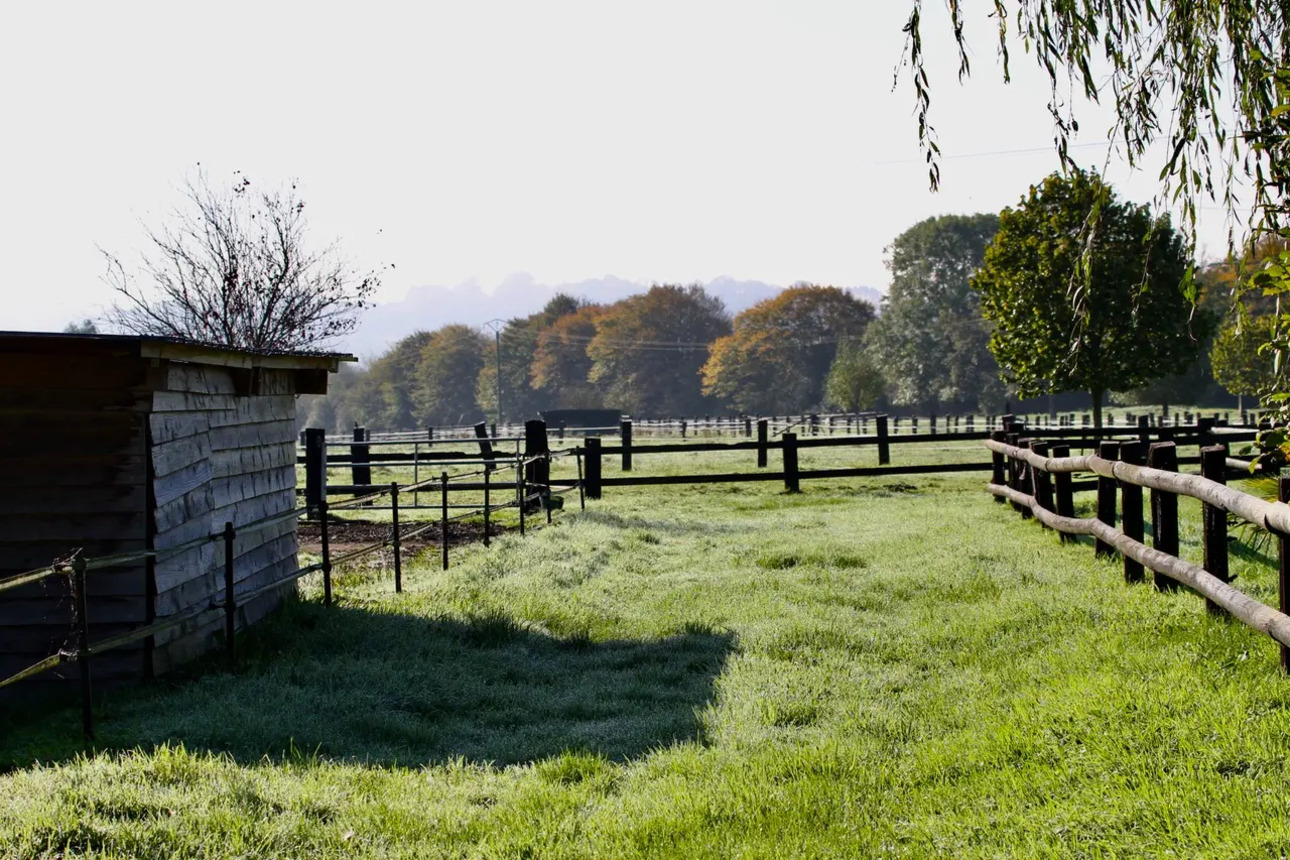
<box><xmin>297</xmin><ymin>518</ymin><xmax>511</xmax><ymax>557</ymax></box>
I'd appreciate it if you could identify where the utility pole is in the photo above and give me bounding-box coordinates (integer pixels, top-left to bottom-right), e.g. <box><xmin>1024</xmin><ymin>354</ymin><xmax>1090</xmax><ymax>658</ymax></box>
<box><xmin>484</xmin><ymin>319</ymin><xmax>504</xmax><ymax>427</ymax></box>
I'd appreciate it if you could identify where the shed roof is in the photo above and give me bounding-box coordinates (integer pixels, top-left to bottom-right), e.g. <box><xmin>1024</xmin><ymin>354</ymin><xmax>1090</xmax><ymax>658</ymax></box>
<box><xmin>0</xmin><ymin>332</ymin><xmax>356</xmax><ymax>372</ymax></box>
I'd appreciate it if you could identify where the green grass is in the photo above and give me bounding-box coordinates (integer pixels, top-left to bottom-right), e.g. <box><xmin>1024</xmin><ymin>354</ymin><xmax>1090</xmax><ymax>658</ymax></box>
<box><xmin>4</xmin><ymin>454</ymin><xmax>1290</xmax><ymax>857</ymax></box>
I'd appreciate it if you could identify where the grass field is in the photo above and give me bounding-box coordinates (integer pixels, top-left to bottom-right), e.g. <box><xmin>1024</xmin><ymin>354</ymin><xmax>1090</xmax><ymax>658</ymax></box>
<box><xmin>4</xmin><ymin>443</ymin><xmax>1290</xmax><ymax>858</ymax></box>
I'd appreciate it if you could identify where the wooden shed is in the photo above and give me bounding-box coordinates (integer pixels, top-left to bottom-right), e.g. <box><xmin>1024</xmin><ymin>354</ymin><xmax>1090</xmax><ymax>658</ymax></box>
<box><xmin>0</xmin><ymin>332</ymin><xmax>350</xmax><ymax>689</ymax></box>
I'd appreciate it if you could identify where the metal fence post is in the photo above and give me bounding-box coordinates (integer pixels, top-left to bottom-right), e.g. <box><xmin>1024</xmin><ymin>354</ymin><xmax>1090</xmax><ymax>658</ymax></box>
<box><xmin>319</xmin><ymin>499</ymin><xmax>333</xmax><ymax>607</ymax></box>
<box><xmin>70</xmin><ymin>554</ymin><xmax>94</xmax><ymax>741</ymax></box>
<box><xmin>391</xmin><ymin>482</ymin><xmax>403</xmax><ymax>593</ymax></box>
<box><xmin>223</xmin><ymin>521</ymin><xmax>236</xmax><ymax>672</ymax></box>
<box><xmin>441</xmin><ymin>472</ymin><xmax>450</xmax><ymax>571</ymax></box>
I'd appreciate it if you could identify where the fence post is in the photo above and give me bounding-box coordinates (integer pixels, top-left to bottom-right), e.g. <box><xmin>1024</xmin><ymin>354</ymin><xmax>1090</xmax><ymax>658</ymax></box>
<box><xmin>757</xmin><ymin>419</ymin><xmax>769</xmax><ymax>468</ymax></box>
<box><xmin>576</xmin><ymin>449</ymin><xmax>585</xmax><ymax>511</ymax></box>
<box><xmin>516</xmin><ymin>461</ymin><xmax>526</xmax><ymax>533</ymax></box>
<box><xmin>783</xmin><ymin>432</ymin><xmax>800</xmax><ymax>493</ymax></box>
<box><xmin>1147</xmin><ymin>442</ymin><xmax>1179</xmax><ymax>591</ymax></box>
<box><xmin>474</xmin><ymin>421</ymin><xmax>496</xmax><ymax>472</ymax></box>
<box><xmin>1051</xmin><ymin>443</ymin><xmax>1074</xmax><ymax>540</ymax></box>
<box><xmin>1197</xmin><ymin>416</ymin><xmax>1216</xmax><ymax>450</ymax></box>
<box><xmin>304</xmin><ymin>428</ymin><xmax>327</xmax><ymax>519</ymax></box>
<box><xmin>1096</xmin><ymin>441</ymin><xmax>1120</xmax><ymax>558</ymax></box>
<box><xmin>621</xmin><ymin>419</ymin><xmax>633</xmax><ymax>472</ymax></box>
<box><xmin>319</xmin><ymin>499</ymin><xmax>332</xmax><ymax>606</ymax></box>
<box><xmin>427</xmin><ymin>426</ymin><xmax>435</xmax><ymax>443</ymax></box>
<box><xmin>1013</xmin><ymin>436</ymin><xmax>1033</xmax><ymax>519</ymax></box>
<box><xmin>1279</xmin><ymin>471</ymin><xmax>1290</xmax><ymax>672</ymax></box>
<box><xmin>745</xmin><ymin>417</ymin><xmax>753</xmax><ymax>437</ymax></box>
<box><xmin>223</xmin><ymin>521</ymin><xmax>236</xmax><ymax>672</ymax></box>
<box><xmin>990</xmin><ymin>431</ymin><xmax>1007</xmax><ymax>503</ymax></box>
<box><xmin>525</xmin><ymin>419</ymin><xmax>550</xmax><ymax>507</ymax></box>
<box><xmin>545</xmin><ymin>455</ymin><xmax>554</xmax><ymax>524</ymax></box>
<box><xmin>1120</xmin><ymin>442</ymin><xmax>1145</xmax><ymax>583</ymax></box>
<box><xmin>585</xmin><ymin>437</ymin><xmax>602</xmax><ymax>499</ymax></box>
<box><xmin>441</xmin><ymin>472</ymin><xmax>450</xmax><ymax>571</ymax></box>
<box><xmin>391</xmin><ymin>482</ymin><xmax>403</xmax><ymax>593</ymax></box>
<box><xmin>70</xmin><ymin>554</ymin><xmax>94</xmax><ymax>741</ymax></box>
<box><xmin>876</xmin><ymin>415</ymin><xmax>890</xmax><ymax>466</ymax></box>
<box><xmin>1201</xmin><ymin>445</ymin><xmax>1230</xmax><ymax>615</ymax></box>
<box><xmin>483</xmin><ymin>468</ymin><xmax>492</xmax><ymax>548</ymax></box>
<box><xmin>1137</xmin><ymin>415</ymin><xmax>1151</xmax><ymax>448</ymax></box>
<box><xmin>352</xmin><ymin>426</ymin><xmax>371</xmax><ymax>491</ymax></box>
<box><xmin>1029</xmin><ymin>440</ymin><xmax>1053</xmax><ymax>527</ymax></box>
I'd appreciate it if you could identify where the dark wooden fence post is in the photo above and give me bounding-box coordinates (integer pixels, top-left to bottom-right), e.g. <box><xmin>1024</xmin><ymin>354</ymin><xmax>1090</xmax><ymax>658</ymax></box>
<box><xmin>474</xmin><ymin>421</ymin><xmax>496</xmax><ymax>472</ymax></box>
<box><xmin>391</xmin><ymin>482</ymin><xmax>403</xmax><ymax>593</ymax></box>
<box><xmin>681</xmin><ymin>419</ymin><xmax>688</xmax><ymax>439</ymax></box>
<box><xmin>620</xmin><ymin>419</ymin><xmax>633</xmax><ymax>472</ymax></box>
<box><xmin>1052</xmin><ymin>443</ymin><xmax>1074</xmax><ymax>541</ymax></box>
<box><xmin>1120</xmin><ymin>441</ymin><xmax>1145</xmax><ymax>583</ymax></box>
<box><xmin>304</xmin><ymin>428</ymin><xmax>327</xmax><ymax>519</ymax></box>
<box><xmin>1148</xmin><ymin>442</ymin><xmax>1179</xmax><ymax>591</ymax></box>
<box><xmin>525</xmin><ymin>419</ymin><xmax>550</xmax><ymax>506</ymax></box>
<box><xmin>745</xmin><ymin>416</ymin><xmax>753</xmax><ymax>437</ymax></box>
<box><xmin>1201</xmin><ymin>444</ymin><xmax>1230</xmax><ymax>615</ymax></box>
<box><xmin>783</xmin><ymin>432</ymin><xmax>800</xmax><ymax>493</ymax></box>
<box><xmin>876</xmin><ymin>415</ymin><xmax>890</xmax><ymax>465</ymax></box>
<box><xmin>1279</xmin><ymin>471</ymin><xmax>1290</xmax><ymax>672</ymax></box>
<box><xmin>1096</xmin><ymin>441</ymin><xmax>1120</xmax><ymax>558</ymax></box>
<box><xmin>71</xmin><ymin>554</ymin><xmax>93</xmax><ymax>741</ymax></box>
<box><xmin>757</xmin><ymin>419</ymin><xmax>769</xmax><ymax>468</ymax></box>
<box><xmin>1137</xmin><ymin>415</ymin><xmax>1151</xmax><ymax>448</ymax></box>
<box><xmin>223</xmin><ymin>521</ymin><xmax>236</xmax><ymax>672</ymax></box>
<box><xmin>575</xmin><ymin>449</ymin><xmax>585</xmax><ymax>510</ymax></box>
<box><xmin>1013</xmin><ymin>437</ymin><xmax>1033</xmax><ymax>519</ymax></box>
<box><xmin>990</xmin><ymin>430</ymin><xmax>1007</xmax><ymax>504</ymax></box>
<box><xmin>1030</xmin><ymin>441</ymin><xmax>1053</xmax><ymax>527</ymax></box>
<box><xmin>1197</xmin><ymin>416</ymin><xmax>1216</xmax><ymax>451</ymax></box>
<box><xmin>352</xmin><ymin>426</ymin><xmax>371</xmax><ymax>490</ymax></box>
<box><xmin>585</xmin><ymin>437</ymin><xmax>602</xmax><ymax>499</ymax></box>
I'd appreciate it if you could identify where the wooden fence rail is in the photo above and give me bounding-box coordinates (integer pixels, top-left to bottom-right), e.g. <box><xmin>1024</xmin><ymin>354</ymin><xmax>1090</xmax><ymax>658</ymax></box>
<box><xmin>986</xmin><ymin>432</ymin><xmax>1290</xmax><ymax>671</ymax></box>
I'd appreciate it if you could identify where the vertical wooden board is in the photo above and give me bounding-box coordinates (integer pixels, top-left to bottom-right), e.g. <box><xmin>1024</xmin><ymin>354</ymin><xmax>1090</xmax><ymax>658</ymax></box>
<box><xmin>164</xmin><ymin>363</ymin><xmax>236</xmax><ymax>395</ymax></box>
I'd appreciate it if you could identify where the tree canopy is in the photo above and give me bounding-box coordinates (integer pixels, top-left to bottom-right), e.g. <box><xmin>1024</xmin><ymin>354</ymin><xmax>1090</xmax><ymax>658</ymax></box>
<box><xmin>588</xmin><ymin>285</ymin><xmax>731</xmax><ymax>416</ymax></box>
<box><xmin>701</xmin><ymin>286</ymin><xmax>874</xmax><ymax>414</ymax></box>
<box><xmin>864</xmin><ymin>213</ymin><xmax>1003</xmax><ymax>412</ymax></box>
<box><xmin>972</xmin><ymin>169</ymin><xmax>1199</xmax><ymax>426</ymax></box>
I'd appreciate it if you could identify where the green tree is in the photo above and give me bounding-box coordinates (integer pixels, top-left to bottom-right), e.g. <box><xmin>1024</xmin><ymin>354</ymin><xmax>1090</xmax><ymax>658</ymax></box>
<box><xmin>972</xmin><ymin>169</ymin><xmax>1199</xmax><ymax>427</ymax></box>
<box><xmin>864</xmin><ymin>214</ymin><xmax>1002</xmax><ymax>412</ymax></box>
<box><xmin>700</xmin><ymin>285</ymin><xmax>874</xmax><ymax>414</ymax></box>
<box><xmin>1212</xmin><ymin>316</ymin><xmax>1276</xmax><ymax>412</ymax></box>
<box><xmin>415</xmin><ymin>325</ymin><xmax>488</xmax><ymax>426</ymax></box>
<box><xmin>824</xmin><ymin>339</ymin><xmax>887</xmax><ymax>413</ymax></box>
<box><xmin>588</xmin><ymin>285</ymin><xmax>731</xmax><ymax>416</ymax></box>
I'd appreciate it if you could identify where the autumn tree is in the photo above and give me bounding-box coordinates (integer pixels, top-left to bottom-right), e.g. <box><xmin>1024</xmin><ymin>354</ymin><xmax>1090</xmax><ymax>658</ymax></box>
<box><xmin>588</xmin><ymin>285</ymin><xmax>731</xmax><ymax>416</ymax></box>
<box><xmin>700</xmin><ymin>285</ymin><xmax>875</xmax><ymax>414</ymax></box>
<box><xmin>864</xmin><ymin>214</ymin><xmax>1002</xmax><ymax>412</ymax></box>
<box><xmin>531</xmin><ymin>303</ymin><xmax>606</xmax><ymax>408</ymax></box>
<box><xmin>972</xmin><ymin>169</ymin><xmax>1199</xmax><ymax>427</ymax></box>
<box><xmin>103</xmin><ymin>170</ymin><xmax>379</xmax><ymax>351</ymax></box>
<box><xmin>415</xmin><ymin>325</ymin><xmax>488</xmax><ymax>426</ymax></box>
<box><xmin>476</xmin><ymin>295</ymin><xmax>581</xmax><ymax>423</ymax></box>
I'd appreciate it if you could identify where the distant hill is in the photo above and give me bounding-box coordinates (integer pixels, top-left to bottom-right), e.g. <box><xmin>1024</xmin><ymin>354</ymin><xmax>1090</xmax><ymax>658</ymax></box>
<box><xmin>342</xmin><ymin>273</ymin><xmax>884</xmax><ymax>359</ymax></box>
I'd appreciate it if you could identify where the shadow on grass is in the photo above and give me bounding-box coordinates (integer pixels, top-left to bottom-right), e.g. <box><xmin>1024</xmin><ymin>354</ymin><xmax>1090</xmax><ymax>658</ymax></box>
<box><xmin>2</xmin><ymin>599</ymin><xmax>734</xmax><ymax>770</ymax></box>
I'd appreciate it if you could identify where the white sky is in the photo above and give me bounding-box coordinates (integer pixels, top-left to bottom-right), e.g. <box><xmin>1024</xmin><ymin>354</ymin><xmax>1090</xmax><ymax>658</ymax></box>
<box><xmin>1</xmin><ymin>1</ymin><xmax>1246</xmax><ymax>333</ymax></box>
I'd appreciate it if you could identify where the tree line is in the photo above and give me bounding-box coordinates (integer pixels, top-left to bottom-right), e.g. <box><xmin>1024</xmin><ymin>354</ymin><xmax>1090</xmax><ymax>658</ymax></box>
<box><xmin>301</xmin><ymin>170</ymin><xmax>1271</xmax><ymax>434</ymax></box>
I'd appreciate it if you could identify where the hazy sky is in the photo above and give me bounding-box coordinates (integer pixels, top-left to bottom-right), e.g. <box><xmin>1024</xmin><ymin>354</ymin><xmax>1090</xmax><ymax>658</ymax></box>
<box><xmin>2</xmin><ymin>2</ymin><xmax>1245</xmax><ymax>333</ymax></box>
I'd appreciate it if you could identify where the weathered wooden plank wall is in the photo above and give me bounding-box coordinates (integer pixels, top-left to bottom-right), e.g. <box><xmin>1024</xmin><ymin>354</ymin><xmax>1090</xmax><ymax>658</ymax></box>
<box><xmin>0</xmin><ymin>347</ymin><xmax>151</xmax><ymax>688</ymax></box>
<box><xmin>149</xmin><ymin>364</ymin><xmax>300</xmax><ymax>673</ymax></box>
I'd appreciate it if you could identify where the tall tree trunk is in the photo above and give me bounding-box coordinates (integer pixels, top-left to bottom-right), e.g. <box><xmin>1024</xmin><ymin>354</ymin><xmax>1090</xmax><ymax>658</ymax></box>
<box><xmin>1091</xmin><ymin>388</ymin><xmax>1104</xmax><ymax>429</ymax></box>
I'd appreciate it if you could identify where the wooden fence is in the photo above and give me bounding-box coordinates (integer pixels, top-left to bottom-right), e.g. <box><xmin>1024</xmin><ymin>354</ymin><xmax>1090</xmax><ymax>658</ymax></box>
<box><xmin>986</xmin><ymin>420</ymin><xmax>1290</xmax><ymax>672</ymax></box>
<box><xmin>1</xmin><ymin>448</ymin><xmax>575</xmax><ymax>740</ymax></box>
